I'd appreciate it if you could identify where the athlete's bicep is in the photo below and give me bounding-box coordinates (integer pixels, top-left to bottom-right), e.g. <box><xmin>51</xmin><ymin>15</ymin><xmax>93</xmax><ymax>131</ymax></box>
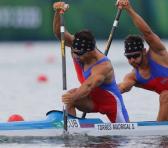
<box><xmin>90</xmin><ymin>63</ymin><xmax>112</xmax><ymax>87</ymax></box>
<box><xmin>144</xmin><ymin>32</ymin><xmax>166</xmax><ymax>54</ymax></box>
<box><xmin>91</xmin><ymin>73</ymin><xmax>106</xmax><ymax>87</ymax></box>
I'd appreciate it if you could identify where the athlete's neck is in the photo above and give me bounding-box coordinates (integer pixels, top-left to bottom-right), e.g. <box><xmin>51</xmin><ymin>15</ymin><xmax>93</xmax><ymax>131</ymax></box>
<box><xmin>139</xmin><ymin>54</ymin><xmax>149</xmax><ymax>70</ymax></box>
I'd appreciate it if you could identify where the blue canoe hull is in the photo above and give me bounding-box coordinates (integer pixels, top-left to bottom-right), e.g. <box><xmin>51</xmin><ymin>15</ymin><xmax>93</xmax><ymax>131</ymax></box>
<box><xmin>0</xmin><ymin>110</ymin><xmax>168</xmax><ymax>136</ymax></box>
<box><xmin>0</xmin><ymin>110</ymin><xmax>103</xmax><ymax>131</ymax></box>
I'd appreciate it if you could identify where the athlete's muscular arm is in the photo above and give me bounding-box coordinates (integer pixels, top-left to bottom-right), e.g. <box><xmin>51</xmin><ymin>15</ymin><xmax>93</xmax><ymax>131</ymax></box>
<box><xmin>75</xmin><ymin>62</ymin><xmax>113</xmax><ymax>97</ymax></box>
<box><xmin>118</xmin><ymin>71</ymin><xmax>136</xmax><ymax>93</ymax></box>
<box><xmin>62</xmin><ymin>62</ymin><xmax>113</xmax><ymax>104</ymax></box>
<box><xmin>53</xmin><ymin>2</ymin><xmax>74</xmax><ymax>47</ymax></box>
<box><xmin>126</xmin><ymin>7</ymin><xmax>166</xmax><ymax>55</ymax></box>
<box><xmin>117</xmin><ymin>0</ymin><xmax>166</xmax><ymax>55</ymax></box>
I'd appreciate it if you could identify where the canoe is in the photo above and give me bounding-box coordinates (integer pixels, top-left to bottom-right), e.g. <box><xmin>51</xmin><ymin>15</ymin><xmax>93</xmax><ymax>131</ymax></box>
<box><xmin>0</xmin><ymin>110</ymin><xmax>168</xmax><ymax>137</ymax></box>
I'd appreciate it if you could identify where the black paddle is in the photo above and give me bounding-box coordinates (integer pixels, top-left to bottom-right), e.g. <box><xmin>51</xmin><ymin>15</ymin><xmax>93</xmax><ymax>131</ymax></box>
<box><xmin>59</xmin><ymin>8</ymin><xmax>68</xmax><ymax>133</ymax></box>
<box><xmin>104</xmin><ymin>8</ymin><xmax>122</xmax><ymax>56</ymax></box>
<box><xmin>81</xmin><ymin>8</ymin><xmax>122</xmax><ymax>118</ymax></box>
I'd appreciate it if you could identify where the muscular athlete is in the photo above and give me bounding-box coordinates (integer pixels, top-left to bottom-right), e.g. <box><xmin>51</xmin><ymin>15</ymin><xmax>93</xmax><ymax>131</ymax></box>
<box><xmin>117</xmin><ymin>0</ymin><xmax>168</xmax><ymax>121</ymax></box>
<box><xmin>53</xmin><ymin>2</ymin><xmax>129</xmax><ymax>123</ymax></box>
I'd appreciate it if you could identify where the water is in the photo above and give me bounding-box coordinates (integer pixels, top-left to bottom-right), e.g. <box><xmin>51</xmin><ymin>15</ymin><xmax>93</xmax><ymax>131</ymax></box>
<box><xmin>0</xmin><ymin>41</ymin><xmax>168</xmax><ymax>147</ymax></box>
<box><xmin>0</xmin><ymin>135</ymin><xmax>168</xmax><ymax>148</ymax></box>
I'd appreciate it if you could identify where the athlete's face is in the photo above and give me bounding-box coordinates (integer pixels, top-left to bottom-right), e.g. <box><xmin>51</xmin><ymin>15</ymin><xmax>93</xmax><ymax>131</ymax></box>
<box><xmin>72</xmin><ymin>48</ymin><xmax>90</xmax><ymax>62</ymax></box>
<box><xmin>125</xmin><ymin>51</ymin><xmax>143</xmax><ymax>68</ymax></box>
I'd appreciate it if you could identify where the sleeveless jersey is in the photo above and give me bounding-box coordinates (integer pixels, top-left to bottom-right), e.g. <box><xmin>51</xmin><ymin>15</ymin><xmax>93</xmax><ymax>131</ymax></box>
<box><xmin>135</xmin><ymin>54</ymin><xmax>168</xmax><ymax>94</ymax></box>
<box><xmin>73</xmin><ymin>56</ymin><xmax>129</xmax><ymax>122</ymax></box>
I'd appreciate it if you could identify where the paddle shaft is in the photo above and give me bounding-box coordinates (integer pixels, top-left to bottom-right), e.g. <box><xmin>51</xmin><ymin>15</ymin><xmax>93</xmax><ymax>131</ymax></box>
<box><xmin>60</xmin><ymin>10</ymin><xmax>68</xmax><ymax>132</ymax></box>
<box><xmin>81</xmin><ymin>9</ymin><xmax>122</xmax><ymax>118</ymax></box>
<box><xmin>104</xmin><ymin>8</ymin><xmax>122</xmax><ymax>56</ymax></box>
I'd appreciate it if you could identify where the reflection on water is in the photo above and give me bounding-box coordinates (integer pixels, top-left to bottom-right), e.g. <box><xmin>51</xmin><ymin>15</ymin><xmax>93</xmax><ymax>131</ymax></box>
<box><xmin>0</xmin><ymin>135</ymin><xmax>168</xmax><ymax>148</ymax></box>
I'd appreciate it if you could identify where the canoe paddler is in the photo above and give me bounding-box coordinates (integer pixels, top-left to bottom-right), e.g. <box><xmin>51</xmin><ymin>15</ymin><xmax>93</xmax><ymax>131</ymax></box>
<box><xmin>117</xmin><ymin>0</ymin><xmax>168</xmax><ymax>121</ymax></box>
<box><xmin>53</xmin><ymin>2</ymin><xmax>129</xmax><ymax>123</ymax></box>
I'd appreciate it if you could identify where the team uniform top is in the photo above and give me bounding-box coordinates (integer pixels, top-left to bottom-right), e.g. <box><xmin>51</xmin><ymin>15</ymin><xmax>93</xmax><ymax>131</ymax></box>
<box><xmin>73</xmin><ymin>56</ymin><xmax>129</xmax><ymax>123</ymax></box>
<box><xmin>135</xmin><ymin>54</ymin><xmax>168</xmax><ymax>94</ymax></box>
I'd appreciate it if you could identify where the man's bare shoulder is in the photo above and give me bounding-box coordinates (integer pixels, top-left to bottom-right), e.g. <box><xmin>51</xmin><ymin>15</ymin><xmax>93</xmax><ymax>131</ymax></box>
<box><xmin>90</xmin><ymin>59</ymin><xmax>113</xmax><ymax>84</ymax></box>
<box><xmin>93</xmin><ymin>59</ymin><xmax>112</xmax><ymax>73</ymax></box>
<box><xmin>124</xmin><ymin>70</ymin><xmax>136</xmax><ymax>81</ymax></box>
<box><xmin>149</xmin><ymin>49</ymin><xmax>168</xmax><ymax>66</ymax></box>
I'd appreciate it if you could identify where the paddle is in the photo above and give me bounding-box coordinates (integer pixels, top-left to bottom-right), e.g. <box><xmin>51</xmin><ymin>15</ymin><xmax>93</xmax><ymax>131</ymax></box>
<box><xmin>104</xmin><ymin>8</ymin><xmax>122</xmax><ymax>56</ymax></box>
<box><xmin>81</xmin><ymin>8</ymin><xmax>122</xmax><ymax>118</ymax></box>
<box><xmin>59</xmin><ymin>8</ymin><xmax>68</xmax><ymax>133</ymax></box>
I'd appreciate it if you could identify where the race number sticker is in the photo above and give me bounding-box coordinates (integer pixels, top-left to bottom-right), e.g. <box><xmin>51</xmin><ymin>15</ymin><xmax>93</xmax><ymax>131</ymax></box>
<box><xmin>68</xmin><ymin>119</ymin><xmax>80</xmax><ymax>128</ymax></box>
<box><xmin>96</xmin><ymin>123</ymin><xmax>137</xmax><ymax>131</ymax></box>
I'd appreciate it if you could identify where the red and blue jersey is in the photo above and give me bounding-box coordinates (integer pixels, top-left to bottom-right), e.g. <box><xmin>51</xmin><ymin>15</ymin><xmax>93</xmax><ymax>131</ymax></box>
<box><xmin>135</xmin><ymin>54</ymin><xmax>168</xmax><ymax>94</ymax></box>
<box><xmin>73</xmin><ymin>56</ymin><xmax>129</xmax><ymax>123</ymax></box>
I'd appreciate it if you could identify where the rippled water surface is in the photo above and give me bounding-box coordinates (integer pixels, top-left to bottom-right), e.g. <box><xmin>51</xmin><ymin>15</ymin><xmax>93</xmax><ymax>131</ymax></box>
<box><xmin>0</xmin><ymin>135</ymin><xmax>168</xmax><ymax>148</ymax></box>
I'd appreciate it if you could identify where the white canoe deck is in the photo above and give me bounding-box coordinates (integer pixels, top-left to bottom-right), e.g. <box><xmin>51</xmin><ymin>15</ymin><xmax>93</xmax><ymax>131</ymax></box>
<box><xmin>0</xmin><ymin>111</ymin><xmax>167</xmax><ymax>137</ymax></box>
